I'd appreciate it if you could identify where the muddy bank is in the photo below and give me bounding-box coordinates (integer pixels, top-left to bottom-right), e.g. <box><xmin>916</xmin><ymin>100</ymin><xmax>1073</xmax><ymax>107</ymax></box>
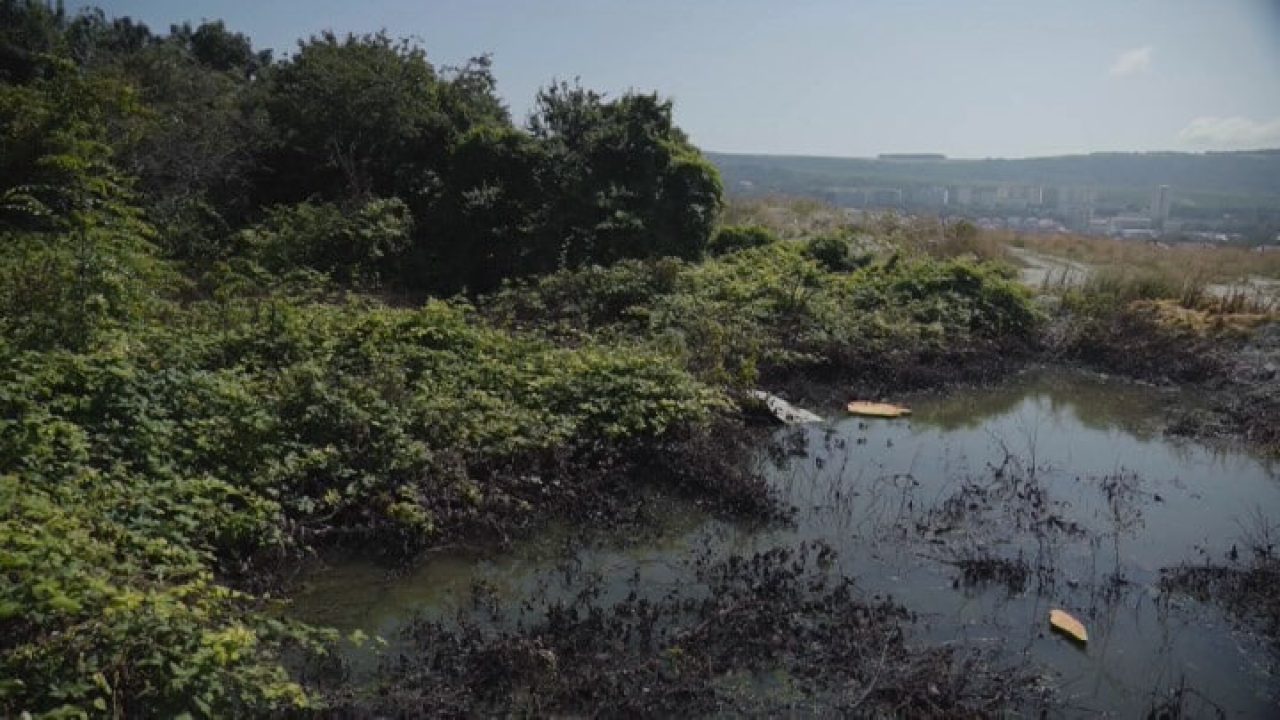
<box><xmin>757</xmin><ymin>347</ymin><xmax>1030</xmax><ymax>412</ymax></box>
<box><xmin>263</xmin><ymin>422</ymin><xmax>787</xmax><ymax>616</ymax></box>
<box><xmin>1161</xmin><ymin>509</ymin><xmax>1280</xmax><ymax>651</ymax></box>
<box><xmin>284</xmin><ymin>419</ymin><xmax>779</xmax><ymax>562</ymax></box>
<box><xmin>1207</xmin><ymin>321</ymin><xmax>1280</xmax><ymax>454</ymax></box>
<box><xmin>1044</xmin><ymin>302</ymin><xmax>1232</xmax><ymax>385</ymax></box>
<box><xmin>1163</xmin><ymin>557</ymin><xmax>1280</xmax><ymax>644</ymax></box>
<box><xmin>1031</xmin><ymin>280</ymin><xmax>1278</xmax><ymax>457</ymax></box>
<box><xmin>319</xmin><ymin>544</ymin><xmax>1048</xmax><ymax>718</ymax></box>
<box><xmin>1167</xmin><ymin>322</ymin><xmax>1280</xmax><ymax>457</ymax></box>
<box><xmin>290</xmin><ymin>368</ymin><xmax>1280</xmax><ymax>717</ymax></box>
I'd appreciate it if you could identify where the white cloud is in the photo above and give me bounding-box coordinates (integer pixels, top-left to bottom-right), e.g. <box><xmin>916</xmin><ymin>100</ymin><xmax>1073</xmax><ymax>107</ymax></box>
<box><xmin>1109</xmin><ymin>46</ymin><xmax>1152</xmax><ymax>76</ymax></box>
<box><xmin>1178</xmin><ymin>116</ymin><xmax>1280</xmax><ymax>149</ymax></box>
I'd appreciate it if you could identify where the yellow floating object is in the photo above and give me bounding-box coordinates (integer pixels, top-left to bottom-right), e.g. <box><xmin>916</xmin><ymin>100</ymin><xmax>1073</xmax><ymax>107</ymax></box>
<box><xmin>1049</xmin><ymin>609</ymin><xmax>1088</xmax><ymax>643</ymax></box>
<box><xmin>846</xmin><ymin>401</ymin><xmax>911</xmax><ymax>418</ymax></box>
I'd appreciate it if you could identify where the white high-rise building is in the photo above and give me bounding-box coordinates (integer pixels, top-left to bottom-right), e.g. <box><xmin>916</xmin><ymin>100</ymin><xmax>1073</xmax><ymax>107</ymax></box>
<box><xmin>1150</xmin><ymin>185</ymin><xmax>1172</xmax><ymax>228</ymax></box>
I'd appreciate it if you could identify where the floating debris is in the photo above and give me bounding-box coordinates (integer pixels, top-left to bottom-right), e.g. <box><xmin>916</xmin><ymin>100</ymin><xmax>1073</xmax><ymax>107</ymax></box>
<box><xmin>847</xmin><ymin>401</ymin><xmax>911</xmax><ymax>418</ymax></box>
<box><xmin>1049</xmin><ymin>609</ymin><xmax>1088</xmax><ymax>644</ymax></box>
<box><xmin>748</xmin><ymin>390</ymin><xmax>823</xmax><ymax>424</ymax></box>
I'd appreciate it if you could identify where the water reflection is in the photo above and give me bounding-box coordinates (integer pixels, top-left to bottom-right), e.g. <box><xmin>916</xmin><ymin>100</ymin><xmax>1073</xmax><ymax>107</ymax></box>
<box><xmin>290</xmin><ymin>367</ymin><xmax>1280</xmax><ymax>717</ymax></box>
<box><xmin>909</xmin><ymin>366</ymin><xmax>1178</xmax><ymax>439</ymax></box>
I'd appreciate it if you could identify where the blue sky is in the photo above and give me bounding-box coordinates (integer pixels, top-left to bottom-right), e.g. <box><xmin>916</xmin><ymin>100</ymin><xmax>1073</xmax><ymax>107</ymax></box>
<box><xmin>72</xmin><ymin>0</ymin><xmax>1280</xmax><ymax>158</ymax></box>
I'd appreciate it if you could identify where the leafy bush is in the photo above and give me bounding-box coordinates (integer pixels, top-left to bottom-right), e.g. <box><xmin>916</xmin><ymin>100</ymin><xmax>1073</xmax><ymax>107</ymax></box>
<box><xmin>803</xmin><ymin>233</ymin><xmax>867</xmax><ymax>272</ymax></box>
<box><xmin>485</xmin><ymin>242</ymin><xmax>1042</xmax><ymax>387</ymax></box>
<box><xmin>484</xmin><ymin>258</ymin><xmax>685</xmax><ymax>333</ymax></box>
<box><xmin>707</xmin><ymin>225</ymin><xmax>778</xmax><ymax>256</ymax></box>
<box><xmin>0</xmin><ymin>292</ymin><xmax>732</xmax><ymax>716</ymax></box>
<box><xmin>0</xmin><ymin>476</ymin><xmax>329</xmax><ymax>717</ymax></box>
<box><xmin>235</xmin><ymin>197</ymin><xmax>412</xmax><ymax>285</ymax></box>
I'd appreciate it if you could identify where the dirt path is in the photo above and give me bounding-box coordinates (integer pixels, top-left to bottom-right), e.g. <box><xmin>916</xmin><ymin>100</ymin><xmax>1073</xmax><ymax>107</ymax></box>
<box><xmin>1008</xmin><ymin>245</ymin><xmax>1280</xmax><ymax>309</ymax></box>
<box><xmin>1007</xmin><ymin>246</ymin><xmax>1090</xmax><ymax>289</ymax></box>
<box><xmin>1206</xmin><ymin>276</ymin><xmax>1280</xmax><ymax>310</ymax></box>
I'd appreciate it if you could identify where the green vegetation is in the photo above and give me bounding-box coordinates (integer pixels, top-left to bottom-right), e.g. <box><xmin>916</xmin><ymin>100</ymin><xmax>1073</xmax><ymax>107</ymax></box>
<box><xmin>0</xmin><ymin>4</ymin><xmax>1050</xmax><ymax>716</ymax></box>
<box><xmin>5</xmin><ymin>2</ymin><xmax>1280</xmax><ymax>716</ymax></box>
<box><xmin>1</xmin><ymin>291</ymin><xmax>746</xmax><ymax>715</ymax></box>
<box><xmin>484</xmin><ymin>243</ymin><xmax>1039</xmax><ymax>388</ymax></box>
<box><xmin>2</xmin><ymin>4</ymin><xmax>724</xmax><ymax>299</ymax></box>
<box><xmin>707</xmin><ymin>225</ymin><xmax>779</xmax><ymax>256</ymax></box>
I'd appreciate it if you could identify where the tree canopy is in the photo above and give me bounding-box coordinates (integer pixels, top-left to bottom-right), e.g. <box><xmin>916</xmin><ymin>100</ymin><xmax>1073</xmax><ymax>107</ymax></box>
<box><xmin>0</xmin><ymin>5</ymin><xmax>1058</xmax><ymax>717</ymax></box>
<box><xmin>2</xmin><ymin>2</ymin><xmax>725</xmax><ymax>301</ymax></box>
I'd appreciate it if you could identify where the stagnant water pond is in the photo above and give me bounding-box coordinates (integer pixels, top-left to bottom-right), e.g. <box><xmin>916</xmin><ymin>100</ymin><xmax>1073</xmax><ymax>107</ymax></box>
<box><xmin>291</xmin><ymin>367</ymin><xmax>1280</xmax><ymax>716</ymax></box>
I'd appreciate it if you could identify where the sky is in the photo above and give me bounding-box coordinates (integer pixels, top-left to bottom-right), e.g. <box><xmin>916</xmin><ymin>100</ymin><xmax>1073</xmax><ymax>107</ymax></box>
<box><xmin>72</xmin><ymin>0</ymin><xmax>1280</xmax><ymax>158</ymax></box>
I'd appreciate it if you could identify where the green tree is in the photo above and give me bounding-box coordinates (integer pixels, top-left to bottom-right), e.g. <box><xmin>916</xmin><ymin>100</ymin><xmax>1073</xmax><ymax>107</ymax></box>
<box><xmin>420</xmin><ymin>125</ymin><xmax>550</xmax><ymax>293</ymax></box>
<box><xmin>255</xmin><ymin>34</ymin><xmax>529</xmax><ymax>293</ymax></box>
<box><xmin>257</xmin><ymin>31</ymin><xmax>445</xmax><ymax>203</ymax></box>
<box><xmin>108</xmin><ymin>34</ymin><xmax>271</xmax><ymax>262</ymax></box>
<box><xmin>62</xmin><ymin>8</ymin><xmax>154</xmax><ymax>67</ymax></box>
<box><xmin>0</xmin><ymin>0</ymin><xmax>67</xmax><ymax>83</ymax></box>
<box><xmin>168</xmin><ymin>19</ymin><xmax>269</xmax><ymax>75</ymax></box>
<box><xmin>0</xmin><ymin>65</ymin><xmax>172</xmax><ymax>350</ymax></box>
<box><xmin>530</xmin><ymin>82</ymin><xmax>724</xmax><ymax>267</ymax></box>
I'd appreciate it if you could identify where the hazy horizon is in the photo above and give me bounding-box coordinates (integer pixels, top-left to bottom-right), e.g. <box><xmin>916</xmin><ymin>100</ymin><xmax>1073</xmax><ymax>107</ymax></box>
<box><xmin>708</xmin><ymin>147</ymin><xmax>1280</xmax><ymax>161</ymax></box>
<box><xmin>74</xmin><ymin>0</ymin><xmax>1280</xmax><ymax>159</ymax></box>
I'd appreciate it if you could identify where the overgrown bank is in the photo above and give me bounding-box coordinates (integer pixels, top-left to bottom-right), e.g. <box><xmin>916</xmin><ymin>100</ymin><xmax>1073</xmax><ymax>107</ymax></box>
<box><xmin>4</xmin><ymin>3</ymin><xmax>1277</xmax><ymax>716</ymax></box>
<box><xmin>483</xmin><ymin>240</ymin><xmax>1041</xmax><ymax>392</ymax></box>
<box><xmin>0</xmin><ymin>230</ymin><xmax>1043</xmax><ymax>716</ymax></box>
<box><xmin>0</xmin><ymin>9</ymin><xmax>1042</xmax><ymax>708</ymax></box>
<box><xmin>1039</xmin><ymin>269</ymin><xmax>1280</xmax><ymax>456</ymax></box>
<box><xmin>0</xmin><ymin>293</ymin><xmax>762</xmax><ymax>714</ymax></box>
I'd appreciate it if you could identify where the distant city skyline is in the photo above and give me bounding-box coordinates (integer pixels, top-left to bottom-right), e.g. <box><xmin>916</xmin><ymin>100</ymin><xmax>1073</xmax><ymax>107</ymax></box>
<box><xmin>72</xmin><ymin>0</ymin><xmax>1280</xmax><ymax>158</ymax></box>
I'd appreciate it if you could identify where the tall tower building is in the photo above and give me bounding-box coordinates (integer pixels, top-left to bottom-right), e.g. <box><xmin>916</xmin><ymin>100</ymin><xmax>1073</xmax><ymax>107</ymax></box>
<box><xmin>1150</xmin><ymin>185</ymin><xmax>1172</xmax><ymax>229</ymax></box>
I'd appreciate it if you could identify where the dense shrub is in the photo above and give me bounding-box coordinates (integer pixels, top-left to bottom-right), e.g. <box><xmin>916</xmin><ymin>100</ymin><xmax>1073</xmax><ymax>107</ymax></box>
<box><xmin>0</xmin><ymin>475</ymin><xmax>328</xmax><ymax>717</ymax></box>
<box><xmin>484</xmin><ymin>258</ymin><xmax>685</xmax><ymax>332</ymax></box>
<box><xmin>486</xmin><ymin>243</ymin><xmax>1042</xmax><ymax>387</ymax></box>
<box><xmin>235</xmin><ymin>197</ymin><xmax>411</xmax><ymax>285</ymax></box>
<box><xmin>0</xmin><ymin>294</ymin><xmax>731</xmax><ymax>715</ymax></box>
<box><xmin>803</xmin><ymin>232</ymin><xmax>875</xmax><ymax>272</ymax></box>
<box><xmin>707</xmin><ymin>225</ymin><xmax>778</xmax><ymax>256</ymax></box>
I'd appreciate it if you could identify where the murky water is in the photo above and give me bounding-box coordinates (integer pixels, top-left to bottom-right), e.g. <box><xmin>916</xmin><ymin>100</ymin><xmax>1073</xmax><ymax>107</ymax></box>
<box><xmin>291</xmin><ymin>367</ymin><xmax>1280</xmax><ymax>717</ymax></box>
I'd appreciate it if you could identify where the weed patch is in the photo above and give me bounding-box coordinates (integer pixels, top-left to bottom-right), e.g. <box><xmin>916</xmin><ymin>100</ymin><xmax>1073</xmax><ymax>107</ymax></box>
<box><xmin>327</xmin><ymin>544</ymin><xmax>1049</xmax><ymax>717</ymax></box>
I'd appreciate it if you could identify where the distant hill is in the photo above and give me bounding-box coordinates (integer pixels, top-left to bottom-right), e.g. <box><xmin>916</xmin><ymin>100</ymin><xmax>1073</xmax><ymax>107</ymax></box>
<box><xmin>709</xmin><ymin>150</ymin><xmax>1280</xmax><ymax>210</ymax></box>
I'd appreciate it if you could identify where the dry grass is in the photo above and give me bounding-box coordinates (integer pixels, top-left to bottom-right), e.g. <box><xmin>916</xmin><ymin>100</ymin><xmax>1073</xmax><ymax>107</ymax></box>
<box><xmin>722</xmin><ymin>196</ymin><xmax>852</xmax><ymax>240</ymax></box>
<box><xmin>1131</xmin><ymin>299</ymin><xmax>1272</xmax><ymax>336</ymax></box>
<box><xmin>1016</xmin><ymin>233</ymin><xmax>1280</xmax><ymax>283</ymax></box>
<box><xmin>1026</xmin><ymin>234</ymin><xmax>1280</xmax><ymax>315</ymax></box>
<box><xmin>932</xmin><ymin>227</ymin><xmax>1015</xmax><ymax>263</ymax></box>
<box><xmin>1063</xmin><ymin>267</ymin><xmax>1278</xmax><ymax>318</ymax></box>
<box><xmin>722</xmin><ymin>197</ymin><xmax>1012</xmax><ymax>263</ymax></box>
<box><xmin>721</xmin><ymin>198</ymin><xmax>1279</xmax><ymax>315</ymax></box>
